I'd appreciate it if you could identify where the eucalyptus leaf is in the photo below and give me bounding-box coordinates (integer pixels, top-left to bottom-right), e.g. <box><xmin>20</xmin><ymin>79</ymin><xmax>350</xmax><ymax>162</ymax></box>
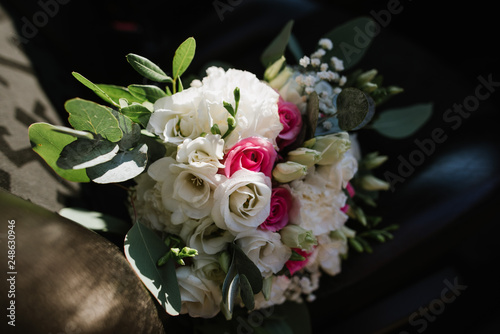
<box><xmin>304</xmin><ymin>91</ymin><xmax>319</xmax><ymax>140</ymax></box>
<box><xmin>121</xmin><ymin>104</ymin><xmax>152</xmax><ymax>128</ymax></box>
<box><xmin>232</xmin><ymin>243</ymin><xmax>263</xmax><ymax>294</ymax></box>
<box><xmin>96</xmin><ymin>84</ymin><xmax>146</xmax><ymax>104</ymax></box>
<box><xmin>261</xmin><ymin>20</ymin><xmax>294</xmax><ymax>67</ymax></box>
<box><xmin>239</xmin><ymin>274</ymin><xmax>255</xmax><ymax>310</ymax></box>
<box><xmin>86</xmin><ymin>143</ymin><xmax>148</xmax><ymax>183</ymax></box>
<box><xmin>72</xmin><ymin>72</ymin><xmax>119</xmax><ymax>107</ymax></box>
<box><xmin>221</xmin><ymin>256</ymin><xmax>238</xmax><ymax>319</ymax></box>
<box><xmin>111</xmin><ymin>110</ymin><xmax>141</xmax><ymax>150</ymax></box>
<box><xmin>28</xmin><ymin>122</ymin><xmax>90</xmax><ymax>182</ymax></box>
<box><xmin>57</xmin><ymin>138</ymin><xmax>119</xmax><ymax>169</ymax></box>
<box><xmin>126</xmin><ymin>53</ymin><xmax>173</xmax><ymax>83</ymax></box>
<box><xmin>336</xmin><ymin>87</ymin><xmax>375</xmax><ymax>131</ymax></box>
<box><xmin>172</xmin><ymin>37</ymin><xmax>196</xmax><ymax>79</ymax></box>
<box><xmin>59</xmin><ymin>207</ymin><xmax>131</xmax><ymax>235</ymax></box>
<box><xmin>50</xmin><ymin>125</ymin><xmax>95</xmax><ymax>140</ymax></box>
<box><xmin>124</xmin><ymin>221</ymin><xmax>182</xmax><ymax>315</ymax></box>
<box><xmin>370</xmin><ymin>103</ymin><xmax>433</xmax><ymax>138</ymax></box>
<box><xmin>128</xmin><ymin>84</ymin><xmax>167</xmax><ymax>103</ymax></box>
<box><xmin>65</xmin><ymin>98</ymin><xmax>123</xmax><ymax>142</ymax></box>
<box><xmin>322</xmin><ymin>17</ymin><xmax>375</xmax><ymax>70</ymax></box>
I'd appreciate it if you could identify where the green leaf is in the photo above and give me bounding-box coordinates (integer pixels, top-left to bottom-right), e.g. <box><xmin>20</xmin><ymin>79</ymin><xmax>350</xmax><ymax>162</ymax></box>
<box><xmin>261</xmin><ymin>20</ymin><xmax>294</xmax><ymax>67</ymax></box>
<box><xmin>126</xmin><ymin>53</ymin><xmax>173</xmax><ymax>83</ymax></box>
<box><xmin>322</xmin><ymin>17</ymin><xmax>375</xmax><ymax>70</ymax></box>
<box><xmin>59</xmin><ymin>207</ymin><xmax>131</xmax><ymax>235</ymax></box>
<box><xmin>128</xmin><ymin>84</ymin><xmax>167</xmax><ymax>103</ymax></box>
<box><xmin>65</xmin><ymin>98</ymin><xmax>123</xmax><ymax>142</ymax></box>
<box><xmin>111</xmin><ymin>110</ymin><xmax>141</xmax><ymax>150</ymax></box>
<box><xmin>371</xmin><ymin>103</ymin><xmax>433</xmax><ymax>138</ymax></box>
<box><xmin>57</xmin><ymin>138</ymin><xmax>119</xmax><ymax>169</ymax></box>
<box><xmin>232</xmin><ymin>243</ymin><xmax>263</xmax><ymax>294</ymax></box>
<box><xmin>239</xmin><ymin>274</ymin><xmax>255</xmax><ymax>311</ymax></box>
<box><xmin>28</xmin><ymin>123</ymin><xmax>90</xmax><ymax>182</ymax></box>
<box><xmin>86</xmin><ymin>143</ymin><xmax>148</xmax><ymax>183</ymax></box>
<box><xmin>262</xmin><ymin>319</ymin><xmax>294</xmax><ymax>334</ymax></box>
<box><xmin>95</xmin><ymin>84</ymin><xmax>146</xmax><ymax>104</ymax></box>
<box><xmin>172</xmin><ymin>37</ymin><xmax>196</xmax><ymax>79</ymax></box>
<box><xmin>304</xmin><ymin>91</ymin><xmax>319</xmax><ymax>140</ymax></box>
<box><xmin>124</xmin><ymin>222</ymin><xmax>182</xmax><ymax>315</ymax></box>
<box><xmin>221</xmin><ymin>260</ymin><xmax>239</xmax><ymax>320</ymax></box>
<box><xmin>72</xmin><ymin>72</ymin><xmax>120</xmax><ymax>107</ymax></box>
<box><xmin>121</xmin><ymin>104</ymin><xmax>152</xmax><ymax>128</ymax></box>
<box><xmin>336</xmin><ymin>87</ymin><xmax>375</xmax><ymax>131</ymax></box>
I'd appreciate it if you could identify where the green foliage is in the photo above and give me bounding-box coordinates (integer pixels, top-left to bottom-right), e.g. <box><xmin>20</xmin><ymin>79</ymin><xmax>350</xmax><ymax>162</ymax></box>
<box><xmin>65</xmin><ymin>98</ymin><xmax>123</xmax><ymax>142</ymax></box>
<box><xmin>336</xmin><ymin>87</ymin><xmax>375</xmax><ymax>131</ymax></box>
<box><xmin>371</xmin><ymin>103</ymin><xmax>433</xmax><ymax>138</ymax></box>
<box><xmin>126</xmin><ymin>53</ymin><xmax>173</xmax><ymax>83</ymax></box>
<box><xmin>28</xmin><ymin>123</ymin><xmax>90</xmax><ymax>182</ymax></box>
<box><xmin>322</xmin><ymin>17</ymin><xmax>375</xmax><ymax>70</ymax></box>
<box><xmin>261</xmin><ymin>20</ymin><xmax>294</xmax><ymax>67</ymax></box>
<box><xmin>124</xmin><ymin>222</ymin><xmax>182</xmax><ymax>316</ymax></box>
<box><xmin>172</xmin><ymin>37</ymin><xmax>196</xmax><ymax>79</ymax></box>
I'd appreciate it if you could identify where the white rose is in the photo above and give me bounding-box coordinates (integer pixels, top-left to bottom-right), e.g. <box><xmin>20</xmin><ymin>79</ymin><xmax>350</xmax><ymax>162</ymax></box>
<box><xmin>176</xmin><ymin>134</ymin><xmax>225</xmax><ymax>172</ymax></box>
<box><xmin>176</xmin><ymin>266</ymin><xmax>222</xmax><ymax>318</ymax></box>
<box><xmin>192</xmin><ymin>253</ymin><xmax>226</xmax><ymax>282</ymax></box>
<box><xmin>289</xmin><ymin>167</ymin><xmax>348</xmax><ymax>235</ymax></box>
<box><xmin>132</xmin><ymin>173</ymin><xmax>181</xmax><ymax>235</ymax></box>
<box><xmin>148</xmin><ymin>157</ymin><xmax>222</xmax><ymax>224</ymax></box>
<box><xmin>201</xmin><ymin>67</ymin><xmax>282</xmax><ymax>149</ymax></box>
<box><xmin>235</xmin><ymin>229</ymin><xmax>291</xmax><ymax>278</ymax></box>
<box><xmin>306</xmin><ymin>233</ymin><xmax>347</xmax><ymax>276</ymax></box>
<box><xmin>211</xmin><ymin>169</ymin><xmax>272</xmax><ymax>235</ymax></box>
<box><xmin>179</xmin><ymin>216</ymin><xmax>234</xmax><ymax>255</ymax></box>
<box><xmin>147</xmin><ymin>87</ymin><xmax>209</xmax><ymax>144</ymax></box>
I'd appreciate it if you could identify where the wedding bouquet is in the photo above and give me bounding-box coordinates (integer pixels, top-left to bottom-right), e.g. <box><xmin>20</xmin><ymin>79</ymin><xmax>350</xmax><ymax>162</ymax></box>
<box><xmin>28</xmin><ymin>17</ymin><xmax>431</xmax><ymax>332</ymax></box>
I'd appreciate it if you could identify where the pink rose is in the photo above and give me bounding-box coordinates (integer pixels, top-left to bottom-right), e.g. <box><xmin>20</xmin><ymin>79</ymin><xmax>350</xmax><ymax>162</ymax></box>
<box><xmin>260</xmin><ymin>186</ymin><xmax>294</xmax><ymax>232</ymax></box>
<box><xmin>285</xmin><ymin>248</ymin><xmax>312</xmax><ymax>275</ymax></box>
<box><xmin>277</xmin><ymin>97</ymin><xmax>302</xmax><ymax>150</ymax></box>
<box><xmin>223</xmin><ymin>137</ymin><xmax>277</xmax><ymax>178</ymax></box>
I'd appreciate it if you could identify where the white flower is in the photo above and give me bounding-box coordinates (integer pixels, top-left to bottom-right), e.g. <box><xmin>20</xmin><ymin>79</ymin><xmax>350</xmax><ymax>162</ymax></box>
<box><xmin>254</xmin><ymin>275</ymin><xmax>291</xmax><ymax>309</ymax></box>
<box><xmin>180</xmin><ymin>216</ymin><xmax>234</xmax><ymax>255</ymax></box>
<box><xmin>331</xmin><ymin>56</ymin><xmax>344</xmax><ymax>71</ymax></box>
<box><xmin>201</xmin><ymin>67</ymin><xmax>282</xmax><ymax>149</ymax></box>
<box><xmin>147</xmin><ymin>87</ymin><xmax>209</xmax><ymax>144</ymax></box>
<box><xmin>299</xmin><ymin>56</ymin><xmax>310</xmax><ymax>68</ymax></box>
<box><xmin>306</xmin><ymin>233</ymin><xmax>348</xmax><ymax>276</ymax></box>
<box><xmin>176</xmin><ymin>134</ymin><xmax>225</xmax><ymax>172</ymax></box>
<box><xmin>192</xmin><ymin>253</ymin><xmax>226</xmax><ymax>282</ymax></box>
<box><xmin>279</xmin><ymin>73</ymin><xmax>307</xmax><ymax>113</ymax></box>
<box><xmin>132</xmin><ymin>173</ymin><xmax>181</xmax><ymax>235</ymax></box>
<box><xmin>235</xmin><ymin>229</ymin><xmax>291</xmax><ymax>278</ymax></box>
<box><xmin>211</xmin><ymin>169</ymin><xmax>272</xmax><ymax>235</ymax></box>
<box><xmin>316</xmin><ymin>139</ymin><xmax>358</xmax><ymax>190</ymax></box>
<box><xmin>311</xmin><ymin>49</ymin><xmax>326</xmax><ymax>59</ymax></box>
<box><xmin>289</xmin><ymin>167</ymin><xmax>348</xmax><ymax>235</ymax></box>
<box><xmin>148</xmin><ymin>67</ymin><xmax>282</xmax><ymax>150</ymax></box>
<box><xmin>318</xmin><ymin>38</ymin><xmax>333</xmax><ymax>50</ymax></box>
<box><xmin>176</xmin><ymin>266</ymin><xmax>222</xmax><ymax>318</ymax></box>
<box><xmin>148</xmin><ymin>157</ymin><xmax>222</xmax><ymax>224</ymax></box>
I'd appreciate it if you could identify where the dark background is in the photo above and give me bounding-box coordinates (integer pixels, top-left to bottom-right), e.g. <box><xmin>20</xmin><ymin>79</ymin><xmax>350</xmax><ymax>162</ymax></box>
<box><xmin>1</xmin><ymin>1</ymin><xmax>499</xmax><ymax>333</ymax></box>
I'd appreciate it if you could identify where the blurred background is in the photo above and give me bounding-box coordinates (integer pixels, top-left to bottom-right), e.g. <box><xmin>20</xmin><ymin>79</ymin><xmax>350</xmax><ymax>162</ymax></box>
<box><xmin>1</xmin><ymin>0</ymin><xmax>499</xmax><ymax>333</ymax></box>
